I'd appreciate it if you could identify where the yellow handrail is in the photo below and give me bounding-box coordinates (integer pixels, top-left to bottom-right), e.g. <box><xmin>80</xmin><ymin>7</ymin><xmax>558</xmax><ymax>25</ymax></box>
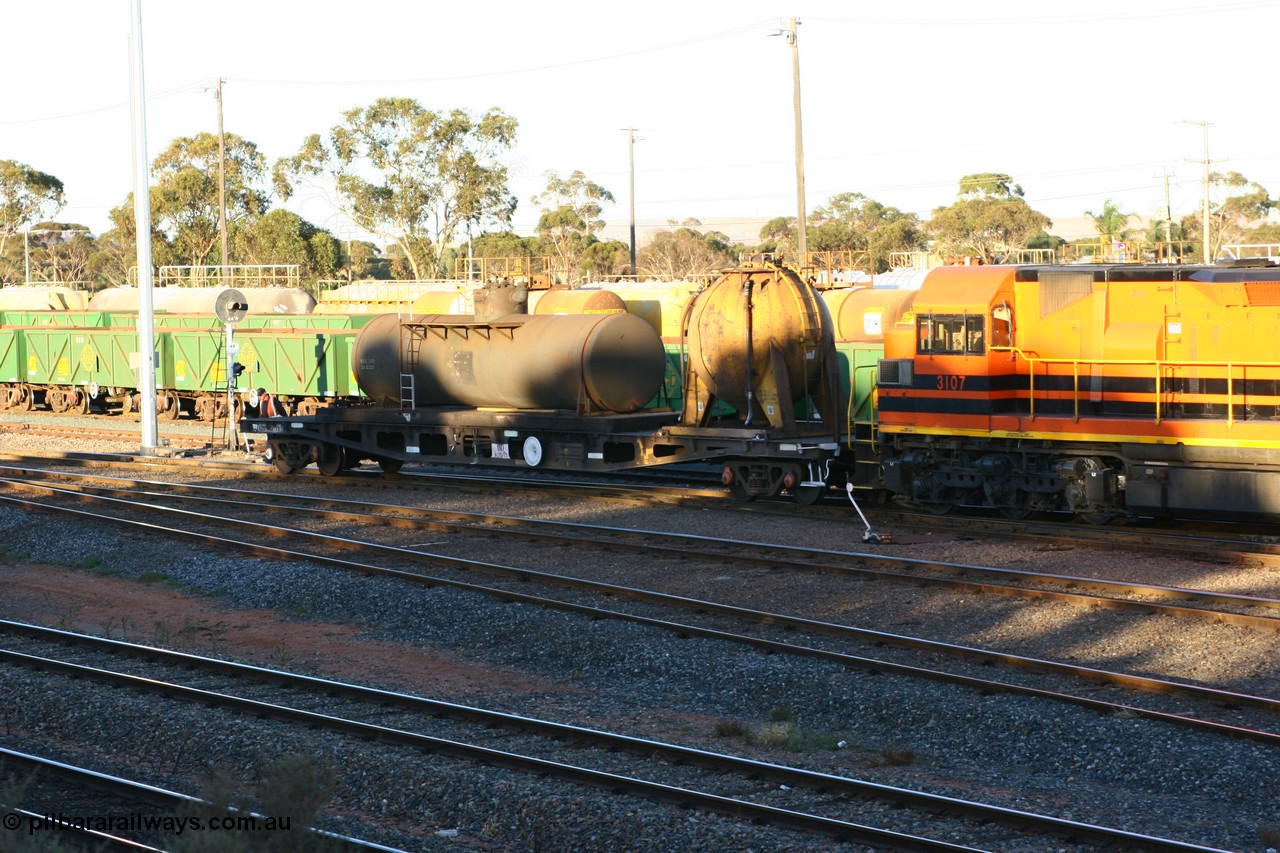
<box><xmin>989</xmin><ymin>346</ymin><xmax>1280</xmax><ymax>427</ymax></box>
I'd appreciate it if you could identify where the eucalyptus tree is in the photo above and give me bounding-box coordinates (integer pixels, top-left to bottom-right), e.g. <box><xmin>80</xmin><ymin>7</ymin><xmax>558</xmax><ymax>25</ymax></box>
<box><xmin>531</xmin><ymin>170</ymin><xmax>613</xmax><ymax>282</ymax></box>
<box><xmin>149</xmin><ymin>132</ymin><xmax>270</xmax><ymax>266</ymax></box>
<box><xmin>808</xmin><ymin>192</ymin><xmax>923</xmax><ymax>272</ymax></box>
<box><xmin>1199</xmin><ymin>171</ymin><xmax>1276</xmax><ymax>257</ymax></box>
<box><xmin>637</xmin><ymin>219</ymin><xmax>739</xmax><ymax>279</ymax></box>
<box><xmin>926</xmin><ymin>173</ymin><xmax>1051</xmax><ymax>263</ymax></box>
<box><xmin>234</xmin><ymin>209</ymin><xmax>340</xmax><ymax>289</ymax></box>
<box><xmin>275</xmin><ymin>98</ymin><xmax>518</xmax><ymax>280</ymax></box>
<box><xmin>0</xmin><ymin>160</ymin><xmax>65</xmax><ymax>282</ymax></box>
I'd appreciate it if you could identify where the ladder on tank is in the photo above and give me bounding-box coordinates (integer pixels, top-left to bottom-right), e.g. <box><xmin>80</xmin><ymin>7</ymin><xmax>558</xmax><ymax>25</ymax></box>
<box><xmin>398</xmin><ymin>323</ymin><xmax>422</xmax><ymax>410</ymax></box>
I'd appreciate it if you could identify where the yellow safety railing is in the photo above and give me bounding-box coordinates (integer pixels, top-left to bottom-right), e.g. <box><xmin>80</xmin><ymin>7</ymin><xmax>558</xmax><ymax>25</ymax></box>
<box><xmin>991</xmin><ymin>346</ymin><xmax>1280</xmax><ymax>426</ymax></box>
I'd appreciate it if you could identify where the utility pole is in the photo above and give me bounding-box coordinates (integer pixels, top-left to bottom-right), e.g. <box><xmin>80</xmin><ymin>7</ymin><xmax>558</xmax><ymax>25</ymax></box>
<box><xmin>1183</xmin><ymin>119</ymin><xmax>1214</xmax><ymax>264</ymax></box>
<box><xmin>215</xmin><ymin>77</ymin><xmax>228</xmax><ymax>280</ymax></box>
<box><xmin>1154</xmin><ymin>167</ymin><xmax>1175</xmax><ymax>261</ymax></box>
<box><xmin>622</xmin><ymin>128</ymin><xmax>639</xmax><ymax>277</ymax></box>
<box><xmin>783</xmin><ymin>18</ymin><xmax>807</xmax><ymax>260</ymax></box>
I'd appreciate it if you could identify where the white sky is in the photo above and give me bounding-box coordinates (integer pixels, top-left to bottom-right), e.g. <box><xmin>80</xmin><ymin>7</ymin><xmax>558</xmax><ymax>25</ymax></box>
<box><xmin>4</xmin><ymin>0</ymin><xmax>1278</xmax><ymax>244</ymax></box>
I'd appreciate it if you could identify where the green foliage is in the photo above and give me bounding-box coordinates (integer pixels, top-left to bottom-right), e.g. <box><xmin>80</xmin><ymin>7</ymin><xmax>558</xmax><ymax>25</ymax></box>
<box><xmin>233</xmin><ymin>209</ymin><xmax>340</xmax><ymax>290</ymax></box>
<box><xmin>637</xmin><ymin>219</ymin><xmax>740</xmax><ymax>279</ymax></box>
<box><xmin>150</xmin><ymin>132</ymin><xmax>270</xmax><ymax>266</ymax></box>
<box><xmin>0</xmin><ymin>160</ymin><xmax>65</xmax><ymax>256</ymax></box>
<box><xmin>1210</xmin><ymin>171</ymin><xmax>1276</xmax><ymax>256</ymax></box>
<box><xmin>1084</xmin><ymin>198</ymin><xmax>1133</xmax><ymax>239</ymax></box>
<box><xmin>757</xmin><ymin>215</ymin><xmax>797</xmax><ymax>255</ymax></box>
<box><xmin>0</xmin><ymin>219</ymin><xmax>93</xmax><ymax>286</ymax></box>
<box><xmin>275</xmin><ymin>97</ymin><xmax>518</xmax><ymax>279</ymax></box>
<box><xmin>532</xmin><ymin>170</ymin><xmax>614</xmax><ymax>283</ymax></box>
<box><xmin>579</xmin><ymin>239</ymin><xmax>630</xmax><ymax>278</ymax></box>
<box><xmin>471</xmin><ymin>230</ymin><xmax>538</xmax><ymax>261</ymax></box>
<box><xmin>927</xmin><ymin>178</ymin><xmax>1052</xmax><ymax>262</ymax></box>
<box><xmin>808</xmin><ymin>192</ymin><xmax>924</xmax><ymax>272</ymax></box>
<box><xmin>958</xmin><ymin>172</ymin><xmax>1023</xmax><ymax>198</ymax></box>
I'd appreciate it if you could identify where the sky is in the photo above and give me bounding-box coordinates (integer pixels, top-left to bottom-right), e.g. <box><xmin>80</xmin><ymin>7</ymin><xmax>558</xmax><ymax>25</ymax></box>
<box><xmin>4</xmin><ymin>0</ymin><xmax>1279</xmax><ymax>246</ymax></box>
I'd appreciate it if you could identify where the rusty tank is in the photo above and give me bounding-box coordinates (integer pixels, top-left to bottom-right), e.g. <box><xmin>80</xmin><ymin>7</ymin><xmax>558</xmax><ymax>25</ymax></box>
<box><xmin>683</xmin><ymin>264</ymin><xmax>836</xmax><ymax>429</ymax></box>
<box><xmin>530</xmin><ymin>287</ymin><xmax>627</xmax><ymax>316</ymax></box>
<box><xmin>352</xmin><ymin>282</ymin><xmax>666</xmax><ymax>414</ymax></box>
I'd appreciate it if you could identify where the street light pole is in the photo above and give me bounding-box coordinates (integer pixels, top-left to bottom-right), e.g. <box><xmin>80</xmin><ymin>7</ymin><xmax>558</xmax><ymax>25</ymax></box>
<box><xmin>622</xmin><ymin>127</ymin><xmax>639</xmax><ymax>277</ymax></box>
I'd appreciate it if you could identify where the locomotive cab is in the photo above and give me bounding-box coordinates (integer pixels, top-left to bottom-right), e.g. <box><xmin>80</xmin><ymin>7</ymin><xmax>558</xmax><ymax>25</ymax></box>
<box><xmin>877</xmin><ymin>265</ymin><xmax>1020</xmax><ymax>435</ymax></box>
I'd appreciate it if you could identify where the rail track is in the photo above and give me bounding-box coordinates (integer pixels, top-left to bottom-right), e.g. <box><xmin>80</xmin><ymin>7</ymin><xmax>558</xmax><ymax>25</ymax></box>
<box><xmin>0</xmin><ymin>455</ymin><xmax>1274</xmax><ymax>848</ymax></box>
<box><xmin>2</xmin><ymin>468</ymin><xmax>1279</xmax><ymax>742</ymax></box>
<box><xmin>0</xmin><ymin>622</ymin><xmax>1230</xmax><ymax>852</ymax></box>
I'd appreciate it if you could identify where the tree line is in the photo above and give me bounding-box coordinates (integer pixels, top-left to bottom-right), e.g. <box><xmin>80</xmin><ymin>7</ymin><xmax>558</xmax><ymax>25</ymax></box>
<box><xmin>3</xmin><ymin>97</ymin><xmax>1277</xmax><ymax>291</ymax></box>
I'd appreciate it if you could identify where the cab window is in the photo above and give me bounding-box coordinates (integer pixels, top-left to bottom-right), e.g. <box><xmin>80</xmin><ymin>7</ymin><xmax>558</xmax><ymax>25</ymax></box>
<box><xmin>918</xmin><ymin>314</ymin><xmax>984</xmax><ymax>355</ymax></box>
<box><xmin>991</xmin><ymin>303</ymin><xmax>1012</xmax><ymax>347</ymax></box>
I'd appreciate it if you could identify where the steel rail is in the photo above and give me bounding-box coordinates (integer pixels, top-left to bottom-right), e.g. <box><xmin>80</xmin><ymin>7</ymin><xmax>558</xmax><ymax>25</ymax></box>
<box><xmin>4</xmin><ymin>467</ymin><xmax>1279</xmax><ymax>632</ymax></box>
<box><xmin>0</xmin><ymin>746</ymin><xmax>408</xmax><ymax>852</ymax></box>
<box><xmin>2</xmin><ymin>486</ymin><xmax>1279</xmax><ymax>746</ymax></box>
<box><xmin>0</xmin><ymin>635</ymin><xmax>1229</xmax><ymax>853</ymax></box>
<box><xmin>0</xmin><ymin>648</ymin><xmax>989</xmax><ymax>851</ymax></box>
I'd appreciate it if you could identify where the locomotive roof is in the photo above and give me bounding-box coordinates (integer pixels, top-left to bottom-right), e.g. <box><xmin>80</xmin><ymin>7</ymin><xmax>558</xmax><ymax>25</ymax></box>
<box><xmin>1011</xmin><ymin>262</ymin><xmax>1280</xmax><ymax>283</ymax></box>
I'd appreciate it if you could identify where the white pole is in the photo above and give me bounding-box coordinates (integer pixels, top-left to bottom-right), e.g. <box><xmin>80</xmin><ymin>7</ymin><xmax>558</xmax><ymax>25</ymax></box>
<box><xmin>130</xmin><ymin>0</ymin><xmax>159</xmax><ymax>453</ymax></box>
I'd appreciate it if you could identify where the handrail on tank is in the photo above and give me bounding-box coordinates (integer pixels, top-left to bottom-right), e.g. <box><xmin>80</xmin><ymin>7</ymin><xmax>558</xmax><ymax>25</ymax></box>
<box><xmin>992</xmin><ymin>345</ymin><xmax>1280</xmax><ymax>426</ymax></box>
<box><xmin>158</xmin><ymin>265</ymin><xmax>301</xmax><ymax>289</ymax></box>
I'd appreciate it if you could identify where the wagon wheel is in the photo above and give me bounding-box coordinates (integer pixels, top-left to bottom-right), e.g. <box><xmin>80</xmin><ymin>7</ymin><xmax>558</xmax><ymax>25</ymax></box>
<box><xmin>1077</xmin><ymin>510</ymin><xmax>1116</xmax><ymax>525</ymax></box>
<box><xmin>75</xmin><ymin>389</ymin><xmax>91</xmax><ymax>415</ymax></box>
<box><xmin>17</xmin><ymin>386</ymin><xmax>33</xmax><ymax>412</ymax></box>
<box><xmin>121</xmin><ymin>392</ymin><xmax>135</xmax><ymax>415</ymax></box>
<box><xmin>158</xmin><ymin>394</ymin><xmax>182</xmax><ymax>420</ymax></box>
<box><xmin>727</xmin><ymin>476</ymin><xmax>755</xmax><ymax>503</ymax></box>
<box><xmin>316</xmin><ymin>443</ymin><xmax>344</xmax><ymax>477</ymax></box>
<box><xmin>375</xmin><ymin>456</ymin><xmax>403</xmax><ymax>474</ymax></box>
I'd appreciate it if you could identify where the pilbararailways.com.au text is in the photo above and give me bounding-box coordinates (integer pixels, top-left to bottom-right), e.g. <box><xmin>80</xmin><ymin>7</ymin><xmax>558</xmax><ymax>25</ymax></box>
<box><xmin>4</xmin><ymin>811</ymin><xmax>292</xmax><ymax>836</ymax></box>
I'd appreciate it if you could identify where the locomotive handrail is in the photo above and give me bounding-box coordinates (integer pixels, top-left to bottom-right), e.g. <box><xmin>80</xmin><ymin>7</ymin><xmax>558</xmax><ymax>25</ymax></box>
<box><xmin>991</xmin><ymin>345</ymin><xmax>1280</xmax><ymax>426</ymax></box>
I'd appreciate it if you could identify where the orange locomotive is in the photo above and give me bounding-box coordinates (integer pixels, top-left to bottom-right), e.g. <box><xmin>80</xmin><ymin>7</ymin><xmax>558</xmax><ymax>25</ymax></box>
<box><xmin>870</xmin><ymin>260</ymin><xmax>1280</xmax><ymax>521</ymax></box>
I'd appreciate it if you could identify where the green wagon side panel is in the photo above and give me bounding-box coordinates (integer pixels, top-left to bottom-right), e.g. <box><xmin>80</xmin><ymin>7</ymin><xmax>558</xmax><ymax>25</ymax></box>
<box><xmin>0</xmin><ymin>311</ymin><xmax>108</xmax><ymax>327</ymax></box>
<box><xmin>232</xmin><ymin>329</ymin><xmax>361</xmax><ymax>398</ymax></box>
<box><xmin>165</xmin><ymin>328</ymin><xmax>230</xmax><ymax>392</ymax></box>
<box><xmin>0</xmin><ymin>330</ymin><xmax>24</xmax><ymax>383</ymax></box>
<box><xmin>77</xmin><ymin>328</ymin><xmax>145</xmax><ymax>388</ymax></box>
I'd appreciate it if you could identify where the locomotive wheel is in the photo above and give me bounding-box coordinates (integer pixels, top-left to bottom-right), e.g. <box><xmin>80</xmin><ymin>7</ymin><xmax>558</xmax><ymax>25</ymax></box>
<box><xmin>375</xmin><ymin>456</ymin><xmax>403</xmax><ymax>474</ymax></box>
<box><xmin>998</xmin><ymin>491</ymin><xmax>1034</xmax><ymax>520</ymax></box>
<box><xmin>793</xmin><ymin>484</ymin><xmax>825</xmax><ymax>506</ymax></box>
<box><xmin>316</xmin><ymin>444</ymin><xmax>344</xmax><ymax>477</ymax></box>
